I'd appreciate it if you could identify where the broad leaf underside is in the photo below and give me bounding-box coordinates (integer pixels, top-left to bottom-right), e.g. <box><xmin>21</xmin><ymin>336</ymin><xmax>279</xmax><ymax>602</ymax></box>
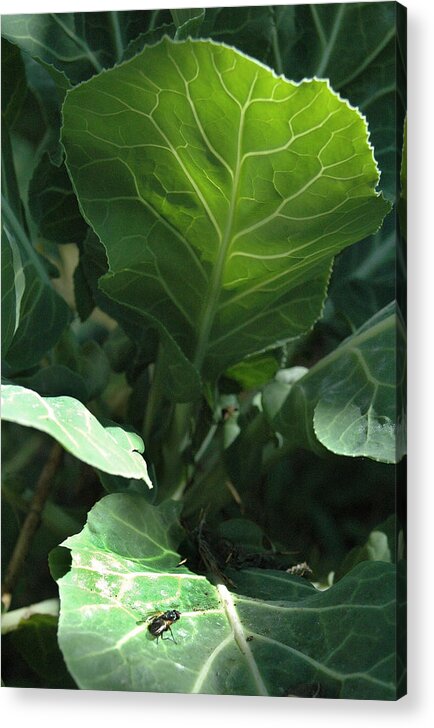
<box><xmin>62</xmin><ymin>38</ymin><xmax>390</xmax><ymax>382</ymax></box>
<box><xmin>1</xmin><ymin>384</ymin><xmax>152</xmax><ymax>485</ymax></box>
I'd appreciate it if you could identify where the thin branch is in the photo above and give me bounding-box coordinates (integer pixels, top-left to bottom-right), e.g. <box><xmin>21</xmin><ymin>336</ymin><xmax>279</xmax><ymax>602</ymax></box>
<box><xmin>1</xmin><ymin>442</ymin><xmax>64</xmax><ymax>611</ymax></box>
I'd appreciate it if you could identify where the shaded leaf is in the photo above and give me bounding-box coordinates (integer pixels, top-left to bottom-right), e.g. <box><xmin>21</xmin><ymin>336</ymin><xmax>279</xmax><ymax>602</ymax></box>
<box><xmin>62</xmin><ymin>38</ymin><xmax>390</xmax><ymax>388</ymax></box>
<box><xmin>335</xmin><ymin>514</ymin><xmax>404</xmax><ymax>582</ymax></box>
<box><xmin>171</xmin><ymin>8</ymin><xmax>205</xmax><ymax>40</ymax></box>
<box><xmin>14</xmin><ymin>365</ymin><xmax>89</xmax><ymax>402</ymax></box>
<box><xmin>264</xmin><ymin>302</ymin><xmax>404</xmax><ymax>463</ymax></box>
<box><xmin>1</xmin><ymin>203</ymin><xmax>70</xmax><ymax>372</ymax></box>
<box><xmin>57</xmin><ymin>493</ymin><xmax>401</xmax><ymax>698</ymax></box>
<box><xmin>1</xmin><ymin>38</ymin><xmax>27</xmax><ymax>128</ymax></box>
<box><xmin>225</xmin><ymin>353</ymin><xmax>279</xmax><ymax>390</ymax></box>
<box><xmin>10</xmin><ymin>614</ymin><xmax>76</xmax><ymax>688</ymax></box>
<box><xmin>14</xmin><ymin>340</ymin><xmax>110</xmax><ymax>403</ymax></box>
<box><xmin>327</xmin><ymin>214</ymin><xmax>396</xmax><ymax>332</ymax></box>
<box><xmin>1</xmin><ymin>383</ymin><xmax>152</xmax><ymax>486</ymax></box>
<box><xmin>1</xmin><ymin>11</ymin><xmax>153</xmax><ymax>85</ymax></box>
<box><xmin>28</xmin><ymin>153</ymin><xmax>89</xmax><ymax>245</ymax></box>
<box><xmin>20</xmin><ymin>52</ymin><xmax>66</xmax><ymax>164</ymax></box>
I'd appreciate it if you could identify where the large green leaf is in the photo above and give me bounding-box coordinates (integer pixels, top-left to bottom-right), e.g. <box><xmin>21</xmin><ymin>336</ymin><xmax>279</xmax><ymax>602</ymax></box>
<box><xmin>57</xmin><ymin>493</ymin><xmax>402</xmax><ymax>698</ymax></box>
<box><xmin>263</xmin><ymin>302</ymin><xmax>404</xmax><ymax>463</ymax></box>
<box><xmin>62</xmin><ymin>38</ymin><xmax>390</xmax><ymax>385</ymax></box>
<box><xmin>1</xmin><ymin>384</ymin><xmax>152</xmax><ymax>486</ymax></box>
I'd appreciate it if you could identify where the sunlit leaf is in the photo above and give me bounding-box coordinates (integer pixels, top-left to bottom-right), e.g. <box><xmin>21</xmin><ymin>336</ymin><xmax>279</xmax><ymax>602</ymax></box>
<box><xmin>62</xmin><ymin>38</ymin><xmax>390</xmax><ymax>387</ymax></box>
<box><xmin>57</xmin><ymin>493</ymin><xmax>402</xmax><ymax>698</ymax></box>
<box><xmin>1</xmin><ymin>383</ymin><xmax>152</xmax><ymax>486</ymax></box>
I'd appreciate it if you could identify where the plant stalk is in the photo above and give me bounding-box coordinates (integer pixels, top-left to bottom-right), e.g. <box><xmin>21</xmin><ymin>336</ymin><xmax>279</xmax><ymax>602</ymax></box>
<box><xmin>1</xmin><ymin>442</ymin><xmax>64</xmax><ymax>611</ymax></box>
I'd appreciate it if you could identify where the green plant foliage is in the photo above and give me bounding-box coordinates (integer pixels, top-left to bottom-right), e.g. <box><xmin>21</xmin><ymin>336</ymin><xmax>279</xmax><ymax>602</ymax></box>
<box><xmin>1</xmin><ymin>11</ymin><xmax>154</xmax><ymax>85</ymax></box>
<box><xmin>264</xmin><ymin>302</ymin><xmax>404</xmax><ymax>463</ymax></box>
<box><xmin>57</xmin><ymin>493</ymin><xmax>400</xmax><ymax>698</ymax></box>
<box><xmin>1</xmin><ymin>384</ymin><xmax>152</xmax><ymax>485</ymax></box>
<box><xmin>1</xmin><ymin>6</ymin><xmax>405</xmax><ymax>698</ymax></box>
<box><xmin>62</xmin><ymin>38</ymin><xmax>390</xmax><ymax>385</ymax></box>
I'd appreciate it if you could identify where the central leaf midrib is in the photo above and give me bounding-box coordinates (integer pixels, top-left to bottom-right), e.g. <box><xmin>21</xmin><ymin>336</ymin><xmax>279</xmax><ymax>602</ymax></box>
<box><xmin>192</xmin><ymin>92</ymin><xmax>248</xmax><ymax>372</ymax></box>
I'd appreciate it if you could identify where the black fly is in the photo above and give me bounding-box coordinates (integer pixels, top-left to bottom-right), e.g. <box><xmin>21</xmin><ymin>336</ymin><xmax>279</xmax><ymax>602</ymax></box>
<box><xmin>147</xmin><ymin>609</ymin><xmax>181</xmax><ymax>644</ymax></box>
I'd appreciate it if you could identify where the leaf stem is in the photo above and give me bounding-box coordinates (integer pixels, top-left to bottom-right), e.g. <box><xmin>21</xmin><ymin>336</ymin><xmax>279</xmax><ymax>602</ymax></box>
<box><xmin>1</xmin><ymin>442</ymin><xmax>64</xmax><ymax>611</ymax></box>
<box><xmin>1</xmin><ymin>194</ymin><xmax>51</xmax><ymax>285</ymax></box>
<box><xmin>160</xmin><ymin>401</ymin><xmax>194</xmax><ymax>497</ymax></box>
<box><xmin>1</xmin><ymin>599</ymin><xmax>59</xmax><ymax>635</ymax></box>
<box><xmin>216</xmin><ymin>583</ymin><xmax>269</xmax><ymax>696</ymax></box>
<box><xmin>1</xmin><ymin>123</ymin><xmax>24</xmax><ymax>228</ymax></box>
<box><xmin>148</xmin><ymin>10</ymin><xmax>161</xmax><ymax>32</ymax></box>
<box><xmin>270</xmin><ymin>7</ymin><xmax>283</xmax><ymax>76</ymax></box>
<box><xmin>109</xmin><ymin>11</ymin><xmax>124</xmax><ymax>64</ymax></box>
<box><xmin>143</xmin><ymin>345</ymin><xmax>165</xmax><ymax>445</ymax></box>
<box><xmin>315</xmin><ymin>3</ymin><xmax>346</xmax><ymax>78</ymax></box>
<box><xmin>193</xmin><ymin>79</ymin><xmax>254</xmax><ymax>372</ymax></box>
<box><xmin>51</xmin><ymin>13</ymin><xmax>103</xmax><ymax>74</ymax></box>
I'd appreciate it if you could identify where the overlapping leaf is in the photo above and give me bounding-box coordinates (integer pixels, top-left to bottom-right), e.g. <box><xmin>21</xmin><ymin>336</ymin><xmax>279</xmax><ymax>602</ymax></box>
<box><xmin>263</xmin><ymin>302</ymin><xmax>404</xmax><ymax>463</ymax></box>
<box><xmin>1</xmin><ymin>11</ymin><xmax>154</xmax><ymax>85</ymax></box>
<box><xmin>1</xmin><ymin>210</ymin><xmax>70</xmax><ymax>372</ymax></box>
<box><xmin>57</xmin><ymin>493</ymin><xmax>401</xmax><ymax>698</ymax></box>
<box><xmin>62</xmin><ymin>38</ymin><xmax>390</xmax><ymax>385</ymax></box>
<box><xmin>1</xmin><ymin>384</ymin><xmax>152</xmax><ymax>486</ymax></box>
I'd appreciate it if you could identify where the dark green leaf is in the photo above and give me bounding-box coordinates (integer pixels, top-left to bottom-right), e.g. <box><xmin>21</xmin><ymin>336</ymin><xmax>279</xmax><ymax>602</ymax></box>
<box><xmin>264</xmin><ymin>302</ymin><xmax>404</xmax><ymax>463</ymax></box>
<box><xmin>171</xmin><ymin>8</ymin><xmax>205</xmax><ymax>40</ymax></box>
<box><xmin>1</xmin><ymin>200</ymin><xmax>70</xmax><ymax>371</ymax></box>
<box><xmin>10</xmin><ymin>614</ymin><xmax>76</xmax><ymax>688</ymax></box>
<box><xmin>327</xmin><ymin>214</ymin><xmax>396</xmax><ymax>332</ymax></box>
<box><xmin>1</xmin><ymin>39</ymin><xmax>27</xmax><ymax>127</ymax></box>
<box><xmin>1</xmin><ymin>11</ymin><xmax>154</xmax><ymax>85</ymax></box>
<box><xmin>28</xmin><ymin>153</ymin><xmax>89</xmax><ymax>245</ymax></box>
<box><xmin>335</xmin><ymin>514</ymin><xmax>404</xmax><ymax>582</ymax></box>
<box><xmin>14</xmin><ymin>364</ymin><xmax>89</xmax><ymax>402</ymax></box>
